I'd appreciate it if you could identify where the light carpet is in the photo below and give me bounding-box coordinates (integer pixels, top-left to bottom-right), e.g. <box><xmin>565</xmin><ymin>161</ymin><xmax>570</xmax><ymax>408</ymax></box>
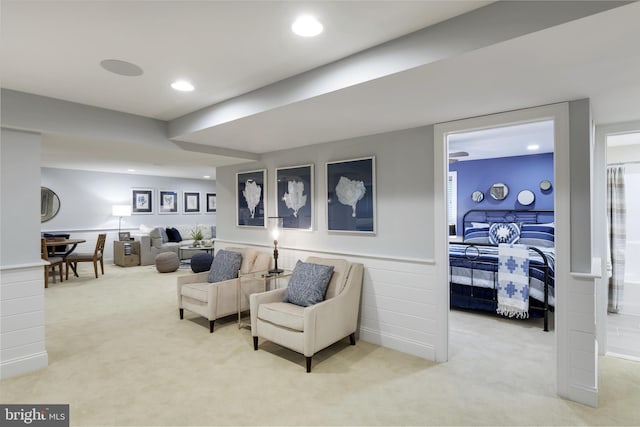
<box><xmin>1</xmin><ymin>263</ymin><xmax>639</xmax><ymax>426</ymax></box>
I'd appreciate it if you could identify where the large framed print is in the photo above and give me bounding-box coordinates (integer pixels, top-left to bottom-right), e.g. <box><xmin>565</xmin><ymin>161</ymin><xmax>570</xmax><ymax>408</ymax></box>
<box><xmin>237</xmin><ymin>169</ymin><xmax>266</xmax><ymax>228</ymax></box>
<box><xmin>132</xmin><ymin>188</ymin><xmax>153</xmax><ymax>214</ymax></box>
<box><xmin>159</xmin><ymin>190</ymin><xmax>178</xmax><ymax>214</ymax></box>
<box><xmin>276</xmin><ymin>164</ymin><xmax>313</xmax><ymax>230</ymax></box>
<box><xmin>183</xmin><ymin>191</ymin><xmax>200</xmax><ymax>214</ymax></box>
<box><xmin>206</xmin><ymin>193</ymin><xmax>217</xmax><ymax>213</ymax></box>
<box><xmin>326</xmin><ymin>157</ymin><xmax>376</xmax><ymax>233</ymax></box>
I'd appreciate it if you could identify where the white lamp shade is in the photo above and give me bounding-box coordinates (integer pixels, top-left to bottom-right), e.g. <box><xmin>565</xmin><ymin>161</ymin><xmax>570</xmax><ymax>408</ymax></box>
<box><xmin>112</xmin><ymin>205</ymin><xmax>132</xmax><ymax>217</ymax></box>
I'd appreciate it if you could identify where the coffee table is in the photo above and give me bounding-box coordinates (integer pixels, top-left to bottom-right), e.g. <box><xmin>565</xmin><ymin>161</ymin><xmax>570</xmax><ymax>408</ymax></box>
<box><xmin>179</xmin><ymin>245</ymin><xmax>214</xmax><ymax>260</ymax></box>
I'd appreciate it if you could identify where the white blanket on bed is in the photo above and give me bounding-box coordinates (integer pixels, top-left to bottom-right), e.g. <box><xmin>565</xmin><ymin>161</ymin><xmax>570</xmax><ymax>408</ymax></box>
<box><xmin>497</xmin><ymin>243</ymin><xmax>530</xmax><ymax>319</ymax></box>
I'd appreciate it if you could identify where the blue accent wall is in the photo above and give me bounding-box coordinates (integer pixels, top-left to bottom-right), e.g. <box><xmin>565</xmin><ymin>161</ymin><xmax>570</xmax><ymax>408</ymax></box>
<box><xmin>449</xmin><ymin>153</ymin><xmax>554</xmax><ymax>234</ymax></box>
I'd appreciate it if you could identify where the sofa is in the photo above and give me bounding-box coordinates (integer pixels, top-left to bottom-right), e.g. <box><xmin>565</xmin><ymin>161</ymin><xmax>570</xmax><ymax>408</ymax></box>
<box><xmin>132</xmin><ymin>224</ymin><xmax>216</xmax><ymax>266</ymax></box>
<box><xmin>177</xmin><ymin>247</ymin><xmax>272</xmax><ymax>332</ymax></box>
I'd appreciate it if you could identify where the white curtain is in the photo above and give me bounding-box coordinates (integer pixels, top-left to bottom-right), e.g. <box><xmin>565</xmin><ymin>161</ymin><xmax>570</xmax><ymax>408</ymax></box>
<box><xmin>607</xmin><ymin>166</ymin><xmax>626</xmax><ymax>313</ymax></box>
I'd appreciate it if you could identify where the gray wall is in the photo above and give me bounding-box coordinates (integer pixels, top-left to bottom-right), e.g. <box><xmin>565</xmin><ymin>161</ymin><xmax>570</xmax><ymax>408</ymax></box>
<box><xmin>41</xmin><ymin>168</ymin><xmax>217</xmax><ymax>233</ymax></box>
<box><xmin>216</xmin><ymin>126</ymin><xmax>434</xmax><ymax>260</ymax></box>
<box><xmin>1</xmin><ymin>129</ymin><xmax>42</xmax><ymax>265</ymax></box>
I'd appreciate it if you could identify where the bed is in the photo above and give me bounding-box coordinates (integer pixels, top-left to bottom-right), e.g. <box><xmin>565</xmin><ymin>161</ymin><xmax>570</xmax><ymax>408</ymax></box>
<box><xmin>449</xmin><ymin>209</ymin><xmax>555</xmax><ymax>331</ymax></box>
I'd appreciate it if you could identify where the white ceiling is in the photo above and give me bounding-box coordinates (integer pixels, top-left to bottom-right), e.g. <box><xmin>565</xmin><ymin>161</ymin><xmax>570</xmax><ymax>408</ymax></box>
<box><xmin>2</xmin><ymin>1</ymin><xmax>640</xmax><ymax>179</ymax></box>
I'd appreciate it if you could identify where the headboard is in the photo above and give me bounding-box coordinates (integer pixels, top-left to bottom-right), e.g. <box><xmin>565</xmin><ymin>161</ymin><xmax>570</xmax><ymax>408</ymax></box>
<box><xmin>462</xmin><ymin>209</ymin><xmax>555</xmax><ymax>247</ymax></box>
<box><xmin>462</xmin><ymin>209</ymin><xmax>554</xmax><ymax>230</ymax></box>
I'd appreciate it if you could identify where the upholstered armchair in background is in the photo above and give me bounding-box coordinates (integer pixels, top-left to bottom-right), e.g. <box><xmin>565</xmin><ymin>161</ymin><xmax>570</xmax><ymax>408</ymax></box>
<box><xmin>250</xmin><ymin>257</ymin><xmax>364</xmax><ymax>372</ymax></box>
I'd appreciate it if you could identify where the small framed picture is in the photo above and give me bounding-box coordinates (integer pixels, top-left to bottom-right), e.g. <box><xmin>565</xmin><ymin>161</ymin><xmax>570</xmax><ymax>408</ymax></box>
<box><xmin>276</xmin><ymin>164</ymin><xmax>313</xmax><ymax>230</ymax></box>
<box><xmin>118</xmin><ymin>232</ymin><xmax>131</xmax><ymax>241</ymax></box>
<box><xmin>183</xmin><ymin>191</ymin><xmax>200</xmax><ymax>214</ymax></box>
<box><xmin>237</xmin><ymin>169</ymin><xmax>266</xmax><ymax>227</ymax></box>
<box><xmin>206</xmin><ymin>193</ymin><xmax>217</xmax><ymax>213</ymax></box>
<box><xmin>132</xmin><ymin>188</ymin><xmax>153</xmax><ymax>214</ymax></box>
<box><xmin>326</xmin><ymin>156</ymin><xmax>376</xmax><ymax>234</ymax></box>
<box><xmin>159</xmin><ymin>190</ymin><xmax>178</xmax><ymax>214</ymax></box>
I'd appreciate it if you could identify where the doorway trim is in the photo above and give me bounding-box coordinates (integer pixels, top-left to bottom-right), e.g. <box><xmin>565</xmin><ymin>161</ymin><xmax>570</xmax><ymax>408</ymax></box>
<box><xmin>433</xmin><ymin>103</ymin><xmax>570</xmax><ymax>398</ymax></box>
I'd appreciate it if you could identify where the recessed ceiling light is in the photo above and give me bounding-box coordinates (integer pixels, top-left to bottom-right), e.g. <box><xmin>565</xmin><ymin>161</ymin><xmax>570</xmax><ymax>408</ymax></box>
<box><xmin>292</xmin><ymin>15</ymin><xmax>323</xmax><ymax>37</ymax></box>
<box><xmin>171</xmin><ymin>80</ymin><xmax>195</xmax><ymax>92</ymax></box>
<box><xmin>127</xmin><ymin>169</ymin><xmax>136</xmax><ymax>172</ymax></box>
<box><xmin>203</xmin><ymin>175</ymin><xmax>210</xmax><ymax>179</ymax></box>
<box><xmin>527</xmin><ymin>144</ymin><xmax>540</xmax><ymax>151</ymax></box>
<box><xmin>100</xmin><ymin>59</ymin><xmax>143</xmax><ymax>77</ymax></box>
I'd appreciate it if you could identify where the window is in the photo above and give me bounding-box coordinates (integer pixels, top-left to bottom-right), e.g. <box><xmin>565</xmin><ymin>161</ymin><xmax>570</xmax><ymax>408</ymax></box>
<box><xmin>447</xmin><ymin>171</ymin><xmax>457</xmax><ymax>232</ymax></box>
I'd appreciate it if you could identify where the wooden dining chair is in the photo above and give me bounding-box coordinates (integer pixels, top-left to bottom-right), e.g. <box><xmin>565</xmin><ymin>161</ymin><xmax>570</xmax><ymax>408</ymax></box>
<box><xmin>66</xmin><ymin>233</ymin><xmax>106</xmax><ymax>279</ymax></box>
<box><xmin>41</xmin><ymin>238</ymin><xmax>64</xmax><ymax>288</ymax></box>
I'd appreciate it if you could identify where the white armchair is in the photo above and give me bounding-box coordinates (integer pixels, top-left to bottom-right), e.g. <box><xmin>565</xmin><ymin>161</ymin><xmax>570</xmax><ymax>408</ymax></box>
<box><xmin>177</xmin><ymin>247</ymin><xmax>271</xmax><ymax>333</ymax></box>
<box><xmin>250</xmin><ymin>257</ymin><xmax>364</xmax><ymax>372</ymax></box>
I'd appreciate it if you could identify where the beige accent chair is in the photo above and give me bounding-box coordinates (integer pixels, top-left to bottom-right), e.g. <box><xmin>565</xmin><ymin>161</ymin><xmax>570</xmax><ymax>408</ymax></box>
<box><xmin>250</xmin><ymin>257</ymin><xmax>364</xmax><ymax>372</ymax></box>
<box><xmin>177</xmin><ymin>247</ymin><xmax>271</xmax><ymax>333</ymax></box>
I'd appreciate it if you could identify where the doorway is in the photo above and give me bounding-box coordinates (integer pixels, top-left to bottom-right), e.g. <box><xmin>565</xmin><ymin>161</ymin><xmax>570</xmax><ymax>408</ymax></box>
<box><xmin>433</xmin><ymin>102</ymin><xmax>585</xmax><ymax>403</ymax></box>
<box><xmin>605</xmin><ymin>131</ymin><xmax>640</xmax><ymax>360</ymax></box>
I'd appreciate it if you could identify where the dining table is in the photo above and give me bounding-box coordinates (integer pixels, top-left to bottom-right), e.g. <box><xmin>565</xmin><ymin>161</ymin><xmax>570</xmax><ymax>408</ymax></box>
<box><xmin>45</xmin><ymin>238</ymin><xmax>87</xmax><ymax>277</ymax></box>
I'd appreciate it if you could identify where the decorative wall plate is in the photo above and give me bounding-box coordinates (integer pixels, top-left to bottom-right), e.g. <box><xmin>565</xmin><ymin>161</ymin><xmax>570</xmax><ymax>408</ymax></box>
<box><xmin>517</xmin><ymin>189</ymin><xmax>535</xmax><ymax>205</ymax></box>
<box><xmin>471</xmin><ymin>191</ymin><xmax>484</xmax><ymax>203</ymax></box>
<box><xmin>540</xmin><ymin>180</ymin><xmax>552</xmax><ymax>192</ymax></box>
<box><xmin>489</xmin><ymin>183</ymin><xmax>509</xmax><ymax>200</ymax></box>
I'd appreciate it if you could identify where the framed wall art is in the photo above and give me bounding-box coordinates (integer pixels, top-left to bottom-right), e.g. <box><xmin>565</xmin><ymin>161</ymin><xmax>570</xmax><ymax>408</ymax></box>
<box><xmin>206</xmin><ymin>193</ymin><xmax>217</xmax><ymax>213</ymax></box>
<box><xmin>326</xmin><ymin>156</ymin><xmax>376</xmax><ymax>233</ymax></box>
<box><xmin>159</xmin><ymin>190</ymin><xmax>178</xmax><ymax>214</ymax></box>
<box><xmin>183</xmin><ymin>191</ymin><xmax>200</xmax><ymax>214</ymax></box>
<box><xmin>131</xmin><ymin>188</ymin><xmax>153</xmax><ymax>214</ymax></box>
<box><xmin>276</xmin><ymin>164</ymin><xmax>313</xmax><ymax>230</ymax></box>
<box><xmin>237</xmin><ymin>169</ymin><xmax>266</xmax><ymax>228</ymax></box>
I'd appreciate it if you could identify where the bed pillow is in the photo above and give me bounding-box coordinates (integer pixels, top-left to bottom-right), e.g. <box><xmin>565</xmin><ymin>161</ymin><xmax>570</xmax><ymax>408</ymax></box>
<box><xmin>284</xmin><ymin>260</ymin><xmax>335</xmax><ymax>307</ymax></box>
<box><xmin>519</xmin><ymin>223</ymin><xmax>555</xmax><ymax>247</ymax></box>
<box><xmin>464</xmin><ymin>224</ymin><xmax>490</xmax><ymax>244</ymax></box>
<box><xmin>488</xmin><ymin>222</ymin><xmax>520</xmax><ymax>244</ymax></box>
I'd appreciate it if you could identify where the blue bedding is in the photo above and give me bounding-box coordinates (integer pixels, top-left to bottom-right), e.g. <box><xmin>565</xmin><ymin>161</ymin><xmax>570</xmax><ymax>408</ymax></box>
<box><xmin>449</xmin><ymin>243</ymin><xmax>555</xmax><ymax>307</ymax></box>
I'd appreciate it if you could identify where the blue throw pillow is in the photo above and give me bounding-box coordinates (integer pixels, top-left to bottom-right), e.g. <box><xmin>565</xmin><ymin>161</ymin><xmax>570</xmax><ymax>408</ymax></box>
<box><xmin>171</xmin><ymin>227</ymin><xmax>183</xmax><ymax>242</ymax></box>
<box><xmin>488</xmin><ymin>222</ymin><xmax>520</xmax><ymax>244</ymax></box>
<box><xmin>208</xmin><ymin>250</ymin><xmax>242</xmax><ymax>283</ymax></box>
<box><xmin>519</xmin><ymin>223</ymin><xmax>555</xmax><ymax>247</ymax></box>
<box><xmin>165</xmin><ymin>228</ymin><xmax>178</xmax><ymax>242</ymax></box>
<box><xmin>284</xmin><ymin>260</ymin><xmax>335</xmax><ymax>307</ymax></box>
<box><xmin>159</xmin><ymin>227</ymin><xmax>169</xmax><ymax>243</ymax></box>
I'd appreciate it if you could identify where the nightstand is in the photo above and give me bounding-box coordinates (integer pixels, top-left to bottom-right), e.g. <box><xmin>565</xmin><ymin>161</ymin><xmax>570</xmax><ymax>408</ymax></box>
<box><xmin>113</xmin><ymin>240</ymin><xmax>140</xmax><ymax>267</ymax></box>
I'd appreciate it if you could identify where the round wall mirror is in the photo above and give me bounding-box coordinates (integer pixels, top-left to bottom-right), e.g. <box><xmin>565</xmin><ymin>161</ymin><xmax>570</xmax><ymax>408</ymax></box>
<box><xmin>489</xmin><ymin>182</ymin><xmax>509</xmax><ymax>200</ymax></box>
<box><xmin>41</xmin><ymin>187</ymin><xmax>61</xmax><ymax>222</ymax></box>
<box><xmin>540</xmin><ymin>180</ymin><xmax>552</xmax><ymax>192</ymax></box>
<box><xmin>517</xmin><ymin>189</ymin><xmax>535</xmax><ymax>206</ymax></box>
<box><xmin>471</xmin><ymin>191</ymin><xmax>484</xmax><ymax>203</ymax></box>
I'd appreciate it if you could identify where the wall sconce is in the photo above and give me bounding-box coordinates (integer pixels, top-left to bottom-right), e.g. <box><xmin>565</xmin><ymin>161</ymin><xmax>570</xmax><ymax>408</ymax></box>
<box><xmin>268</xmin><ymin>216</ymin><xmax>284</xmax><ymax>274</ymax></box>
<box><xmin>112</xmin><ymin>205</ymin><xmax>132</xmax><ymax>234</ymax></box>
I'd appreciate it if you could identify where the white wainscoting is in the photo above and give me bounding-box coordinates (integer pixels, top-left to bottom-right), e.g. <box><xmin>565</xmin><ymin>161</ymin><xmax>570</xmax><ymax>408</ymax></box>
<box><xmin>215</xmin><ymin>240</ymin><xmax>439</xmax><ymax>360</ymax></box>
<box><xmin>0</xmin><ymin>264</ymin><xmax>49</xmax><ymax>379</ymax></box>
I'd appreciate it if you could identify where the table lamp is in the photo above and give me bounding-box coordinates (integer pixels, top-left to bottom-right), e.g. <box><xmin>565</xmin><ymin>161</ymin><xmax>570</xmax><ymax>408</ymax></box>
<box><xmin>112</xmin><ymin>205</ymin><xmax>132</xmax><ymax>234</ymax></box>
<box><xmin>268</xmin><ymin>216</ymin><xmax>284</xmax><ymax>274</ymax></box>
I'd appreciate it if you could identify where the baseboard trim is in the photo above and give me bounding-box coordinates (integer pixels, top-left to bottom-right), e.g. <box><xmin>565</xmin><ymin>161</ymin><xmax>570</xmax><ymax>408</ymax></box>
<box><xmin>0</xmin><ymin>351</ymin><xmax>48</xmax><ymax>380</ymax></box>
<box><xmin>359</xmin><ymin>326</ymin><xmax>436</xmax><ymax>361</ymax></box>
<box><xmin>564</xmin><ymin>384</ymin><xmax>598</xmax><ymax>408</ymax></box>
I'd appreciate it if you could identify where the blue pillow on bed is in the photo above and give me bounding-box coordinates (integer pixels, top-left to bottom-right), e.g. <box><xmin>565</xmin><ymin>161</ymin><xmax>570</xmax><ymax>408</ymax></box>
<box><xmin>489</xmin><ymin>222</ymin><xmax>520</xmax><ymax>244</ymax></box>
<box><xmin>519</xmin><ymin>223</ymin><xmax>555</xmax><ymax>247</ymax></box>
<box><xmin>464</xmin><ymin>225</ymin><xmax>490</xmax><ymax>244</ymax></box>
